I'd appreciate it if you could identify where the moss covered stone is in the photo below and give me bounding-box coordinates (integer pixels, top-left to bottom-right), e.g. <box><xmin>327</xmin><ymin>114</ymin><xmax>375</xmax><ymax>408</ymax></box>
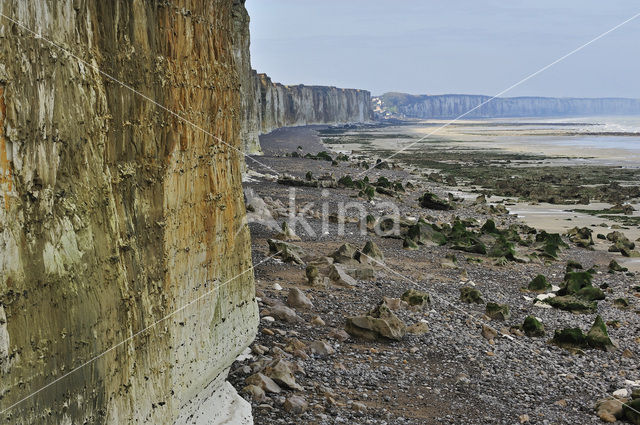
<box><xmin>523</xmin><ymin>316</ymin><xmax>545</xmax><ymax>337</ymax></box>
<box><xmin>488</xmin><ymin>236</ymin><xmax>516</xmax><ymax>259</ymax></box>
<box><xmin>401</xmin><ymin>289</ymin><xmax>431</xmax><ymax>308</ymax></box>
<box><xmin>586</xmin><ymin>315</ymin><xmax>614</xmax><ymax>351</ymax></box>
<box><xmin>402</xmin><ymin>237</ymin><xmax>419</xmax><ymax>250</ymax></box>
<box><xmin>527</xmin><ymin>274</ymin><xmax>551</xmax><ymax>292</ymax></box>
<box><xmin>559</xmin><ymin>270</ymin><xmax>594</xmax><ymax>296</ymax></box>
<box><xmin>623</xmin><ymin>399</ymin><xmax>640</xmax><ymax>425</ymax></box>
<box><xmin>418</xmin><ymin>192</ymin><xmax>453</xmax><ymax>211</ymax></box>
<box><xmin>406</xmin><ymin>222</ymin><xmax>448</xmax><ymax>247</ymax></box>
<box><xmin>545</xmin><ymin>295</ymin><xmax>597</xmax><ymax>313</ymax></box>
<box><xmin>566</xmin><ymin>260</ymin><xmax>583</xmax><ymax>272</ymax></box>
<box><xmin>574</xmin><ymin>285</ymin><xmax>605</xmax><ymax>301</ymax></box>
<box><xmin>460</xmin><ymin>287</ymin><xmax>483</xmax><ymax>304</ymax></box>
<box><xmin>485</xmin><ymin>302</ymin><xmax>510</xmax><ymax>321</ymax></box>
<box><xmin>609</xmin><ymin>259</ymin><xmax>628</xmax><ymax>273</ymax></box>
<box><xmin>552</xmin><ymin>327</ymin><xmax>588</xmax><ymax>348</ymax></box>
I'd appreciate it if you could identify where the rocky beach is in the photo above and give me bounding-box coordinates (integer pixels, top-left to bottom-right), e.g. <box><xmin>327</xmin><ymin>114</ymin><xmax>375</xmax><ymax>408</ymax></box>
<box><xmin>231</xmin><ymin>124</ymin><xmax>640</xmax><ymax>424</ymax></box>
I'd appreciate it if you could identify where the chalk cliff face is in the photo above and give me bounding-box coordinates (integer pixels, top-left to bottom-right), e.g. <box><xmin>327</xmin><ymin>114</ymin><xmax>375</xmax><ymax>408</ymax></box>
<box><xmin>0</xmin><ymin>1</ymin><xmax>256</xmax><ymax>424</ymax></box>
<box><xmin>377</xmin><ymin>92</ymin><xmax>640</xmax><ymax>119</ymax></box>
<box><xmin>241</xmin><ymin>72</ymin><xmax>372</xmax><ymax>154</ymax></box>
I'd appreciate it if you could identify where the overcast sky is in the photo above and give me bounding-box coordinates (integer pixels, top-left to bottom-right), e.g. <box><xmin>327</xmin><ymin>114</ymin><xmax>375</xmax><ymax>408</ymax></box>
<box><xmin>246</xmin><ymin>1</ymin><xmax>640</xmax><ymax>98</ymax></box>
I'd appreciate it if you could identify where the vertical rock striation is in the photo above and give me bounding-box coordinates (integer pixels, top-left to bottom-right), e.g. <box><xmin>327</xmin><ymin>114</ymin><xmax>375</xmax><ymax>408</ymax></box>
<box><xmin>0</xmin><ymin>1</ymin><xmax>256</xmax><ymax>423</ymax></box>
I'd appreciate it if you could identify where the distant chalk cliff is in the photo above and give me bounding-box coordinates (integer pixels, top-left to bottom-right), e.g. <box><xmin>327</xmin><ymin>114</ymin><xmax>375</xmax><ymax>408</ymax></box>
<box><xmin>374</xmin><ymin>92</ymin><xmax>640</xmax><ymax>119</ymax></box>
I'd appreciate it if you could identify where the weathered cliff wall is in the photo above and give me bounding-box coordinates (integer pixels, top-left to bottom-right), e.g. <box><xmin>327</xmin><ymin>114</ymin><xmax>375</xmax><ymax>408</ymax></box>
<box><xmin>0</xmin><ymin>1</ymin><xmax>256</xmax><ymax>423</ymax></box>
<box><xmin>377</xmin><ymin>92</ymin><xmax>640</xmax><ymax>119</ymax></box>
<box><xmin>241</xmin><ymin>72</ymin><xmax>372</xmax><ymax>154</ymax></box>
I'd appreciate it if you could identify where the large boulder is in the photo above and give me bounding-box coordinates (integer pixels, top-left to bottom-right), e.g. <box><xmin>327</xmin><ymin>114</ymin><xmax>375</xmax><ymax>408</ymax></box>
<box><xmin>566</xmin><ymin>227</ymin><xmax>594</xmax><ymax>248</ymax></box>
<box><xmin>287</xmin><ymin>288</ymin><xmax>314</xmax><ymax>310</ymax></box>
<box><xmin>545</xmin><ymin>295</ymin><xmax>597</xmax><ymax>313</ymax></box>
<box><xmin>345</xmin><ymin>301</ymin><xmax>407</xmax><ymax>341</ymax></box>
<box><xmin>268</xmin><ymin>239</ymin><xmax>305</xmax><ymax>265</ymax></box>
<box><xmin>330</xmin><ymin>243</ymin><xmax>359</xmax><ymax>265</ymax></box>
<box><xmin>264</xmin><ymin>359</ymin><xmax>303</xmax><ymax>391</ymax></box>
<box><xmin>329</xmin><ymin>264</ymin><xmax>357</xmax><ymax>288</ymax></box>
<box><xmin>357</xmin><ymin>240</ymin><xmax>385</xmax><ymax>263</ymax></box>
<box><xmin>527</xmin><ymin>275</ymin><xmax>551</xmax><ymax>292</ymax></box>
<box><xmin>418</xmin><ymin>192</ymin><xmax>454</xmax><ymax>210</ymax></box>
<box><xmin>522</xmin><ymin>316</ymin><xmax>545</xmax><ymax>337</ymax></box>
<box><xmin>460</xmin><ymin>287</ymin><xmax>483</xmax><ymax>304</ymax></box>
<box><xmin>552</xmin><ymin>328</ymin><xmax>588</xmax><ymax>349</ymax></box>
<box><xmin>405</xmin><ymin>222</ymin><xmax>448</xmax><ymax>247</ymax></box>
<box><xmin>624</xmin><ymin>399</ymin><xmax>640</xmax><ymax>424</ymax></box>
<box><xmin>401</xmin><ymin>289</ymin><xmax>431</xmax><ymax>309</ymax></box>
<box><xmin>586</xmin><ymin>315</ymin><xmax>615</xmax><ymax>351</ymax></box>
<box><xmin>485</xmin><ymin>302</ymin><xmax>510</xmax><ymax>321</ymax></box>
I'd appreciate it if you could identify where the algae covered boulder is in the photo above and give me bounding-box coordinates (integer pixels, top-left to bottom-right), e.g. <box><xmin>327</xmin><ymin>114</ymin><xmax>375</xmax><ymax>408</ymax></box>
<box><xmin>527</xmin><ymin>275</ymin><xmax>551</xmax><ymax>292</ymax></box>
<box><xmin>609</xmin><ymin>259</ymin><xmax>628</xmax><ymax>273</ymax></box>
<box><xmin>586</xmin><ymin>315</ymin><xmax>615</xmax><ymax>351</ymax></box>
<box><xmin>401</xmin><ymin>289</ymin><xmax>431</xmax><ymax>308</ymax></box>
<box><xmin>418</xmin><ymin>192</ymin><xmax>453</xmax><ymax>210</ymax></box>
<box><xmin>566</xmin><ymin>226</ymin><xmax>594</xmax><ymax>248</ymax></box>
<box><xmin>566</xmin><ymin>260</ymin><xmax>583</xmax><ymax>272</ymax></box>
<box><xmin>536</xmin><ymin>231</ymin><xmax>568</xmax><ymax>259</ymax></box>
<box><xmin>485</xmin><ymin>302</ymin><xmax>510</xmax><ymax>321</ymax></box>
<box><xmin>523</xmin><ymin>316</ymin><xmax>545</xmax><ymax>337</ymax></box>
<box><xmin>488</xmin><ymin>236</ymin><xmax>516</xmax><ymax>260</ymax></box>
<box><xmin>360</xmin><ymin>240</ymin><xmax>384</xmax><ymax>263</ymax></box>
<box><xmin>331</xmin><ymin>243</ymin><xmax>359</xmax><ymax>265</ymax></box>
<box><xmin>552</xmin><ymin>328</ymin><xmax>588</xmax><ymax>349</ymax></box>
<box><xmin>345</xmin><ymin>300</ymin><xmax>407</xmax><ymax>341</ymax></box>
<box><xmin>545</xmin><ymin>296</ymin><xmax>597</xmax><ymax>313</ymax></box>
<box><xmin>405</xmin><ymin>221</ymin><xmax>448</xmax><ymax>247</ymax></box>
<box><xmin>460</xmin><ymin>286</ymin><xmax>483</xmax><ymax>304</ymax></box>
<box><xmin>623</xmin><ymin>399</ymin><xmax>640</xmax><ymax>425</ymax></box>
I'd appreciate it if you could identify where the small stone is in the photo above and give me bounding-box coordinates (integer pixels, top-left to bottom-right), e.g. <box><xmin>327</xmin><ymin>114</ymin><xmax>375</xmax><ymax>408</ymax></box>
<box><xmin>519</xmin><ymin>414</ymin><xmax>530</xmax><ymax>423</ymax></box>
<box><xmin>283</xmin><ymin>395</ymin><xmax>308</xmax><ymax>414</ymax></box>
<box><xmin>554</xmin><ymin>399</ymin><xmax>567</xmax><ymax>408</ymax></box>
<box><xmin>262</xmin><ymin>328</ymin><xmax>275</xmax><ymax>336</ymax></box>
<box><xmin>245</xmin><ymin>373</ymin><xmax>282</xmax><ymax>394</ymax></box>
<box><xmin>328</xmin><ymin>328</ymin><xmax>350</xmax><ymax>342</ymax></box>
<box><xmin>242</xmin><ymin>384</ymin><xmax>266</xmax><ymax>401</ymax></box>
<box><xmin>382</xmin><ymin>296</ymin><xmax>403</xmax><ymax>310</ymax></box>
<box><xmin>264</xmin><ymin>359</ymin><xmax>303</xmax><ymax>391</ymax></box>
<box><xmin>287</xmin><ymin>288</ymin><xmax>314</xmax><ymax>310</ymax></box>
<box><xmin>309</xmin><ymin>340</ymin><xmax>335</xmax><ymax>356</ymax></box>
<box><xmin>268</xmin><ymin>304</ymin><xmax>303</xmax><ymax>323</ymax></box>
<box><xmin>481</xmin><ymin>324</ymin><xmax>498</xmax><ymax>342</ymax></box>
<box><xmin>406</xmin><ymin>321</ymin><xmax>429</xmax><ymax>335</ymax></box>
<box><xmin>272</xmin><ymin>283</ymin><xmax>283</xmax><ymax>291</ymax></box>
<box><xmin>352</xmin><ymin>401</ymin><xmax>367</xmax><ymax>412</ymax></box>
<box><xmin>311</xmin><ymin>316</ymin><xmax>325</xmax><ymax>326</ymax></box>
<box><xmin>613</xmin><ymin>389</ymin><xmax>629</xmax><ymax>398</ymax></box>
